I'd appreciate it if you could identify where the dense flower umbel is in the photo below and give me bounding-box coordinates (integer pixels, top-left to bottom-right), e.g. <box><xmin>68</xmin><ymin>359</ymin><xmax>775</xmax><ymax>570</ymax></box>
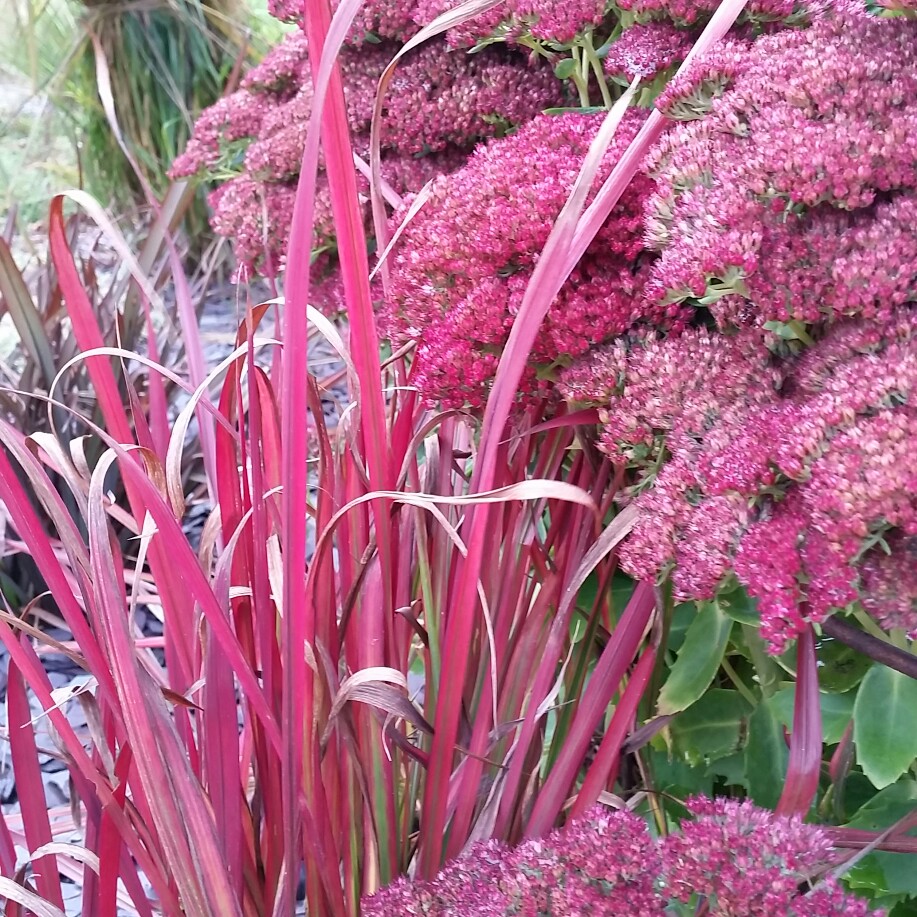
<box><xmin>604</xmin><ymin>22</ymin><xmax>696</xmax><ymax>81</ymax></box>
<box><xmin>362</xmin><ymin>800</ymin><xmax>882</xmax><ymax>915</ymax></box>
<box><xmin>560</xmin><ymin>326</ymin><xmax>780</xmax><ymax>469</ymax></box>
<box><xmin>663</xmin><ymin>797</ymin><xmax>833</xmax><ymax>915</ymax></box>
<box><xmin>667</xmin><ymin>800</ymin><xmax>882</xmax><ymax>916</ymax></box>
<box><xmin>618</xmin><ymin>0</ymin><xmax>810</xmax><ymax>25</ymax></box>
<box><xmin>412</xmin><ymin>0</ymin><xmax>608</xmax><ymax>46</ymax></box>
<box><xmin>269</xmin><ymin>0</ymin><xmax>422</xmax><ymax>41</ymax></box>
<box><xmin>173</xmin><ymin>29</ymin><xmax>563</xmax><ymax>269</ymax></box>
<box><xmin>272</xmin><ymin>0</ymin><xmax>610</xmax><ymax>45</ymax></box>
<box><xmin>594</xmin><ymin>310</ymin><xmax>917</xmax><ymax>652</ymax></box>
<box><xmin>206</xmin><ymin>153</ymin><xmax>461</xmax><ymax>270</ymax></box>
<box><xmin>385</xmin><ymin>109</ymin><xmax>659</xmax><ymax>409</ymax></box>
<box><xmin>363</xmin><ymin>807</ymin><xmax>663</xmax><ymax>916</ymax></box>
<box><xmin>644</xmin><ymin>2</ymin><xmax>917</xmax><ymax>322</ymax></box>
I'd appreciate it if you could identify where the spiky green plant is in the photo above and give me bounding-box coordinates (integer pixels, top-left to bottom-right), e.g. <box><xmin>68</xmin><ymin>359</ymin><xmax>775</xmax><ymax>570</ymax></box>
<box><xmin>3</xmin><ymin>0</ymin><xmax>277</xmax><ymax>233</ymax></box>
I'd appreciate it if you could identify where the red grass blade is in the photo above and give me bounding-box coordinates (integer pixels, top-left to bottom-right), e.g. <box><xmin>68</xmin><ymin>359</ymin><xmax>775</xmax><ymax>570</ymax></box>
<box><xmin>777</xmin><ymin>624</ymin><xmax>822</xmax><ymax>817</ymax></box>
<box><xmin>6</xmin><ymin>653</ymin><xmax>65</xmax><ymax>909</ymax></box>
<box><xmin>570</xmin><ymin>642</ymin><xmax>658</xmax><ymax>819</ymax></box>
<box><xmin>525</xmin><ymin>582</ymin><xmax>656</xmax><ymax>837</ymax></box>
<box><xmin>86</xmin><ymin>450</ymin><xmax>244</xmax><ymax>916</ymax></box>
<box><xmin>48</xmin><ymin>197</ymin><xmax>133</xmax><ymax>446</ymax></box>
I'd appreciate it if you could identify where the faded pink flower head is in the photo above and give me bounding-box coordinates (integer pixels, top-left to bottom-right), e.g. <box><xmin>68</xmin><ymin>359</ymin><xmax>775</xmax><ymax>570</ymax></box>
<box><xmin>662</xmin><ymin>797</ymin><xmax>834</xmax><ymax>915</ymax></box>
<box><xmin>644</xmin><ymin>3</ymin><xmax>917</xmax><ymax>323</ymax></box>
<box><xmin>412</xmin><ymin>0</ymin><xmax>608</xmax><ymax>45</ymax></box>
<box><xmin>363</xmin><ymin>800</ymin><xmax>882</xmax><ymax>915</ymax></box>
<box><xmin>617</xmin><ymin>0</ymin><xmax>813</xmax><ymax>25</ymax></box>
<box><xmin>174</xmin><ymin>32</ymin><xmax>563</xmax><ymax>271</ymax></box>
<box><xmin>604</xmin><ymin>22</ymin><xmax>697</xmax><ymax>81</ymax></box>
<box><xmin>270</xmin><ymin>0</ymin><xmax>423</xmax><ymax>41</ymax></box>
<box><xmin>597</xmin><ymin>309</ymin><xmax>917</xmax><ymax>653</ymax></box>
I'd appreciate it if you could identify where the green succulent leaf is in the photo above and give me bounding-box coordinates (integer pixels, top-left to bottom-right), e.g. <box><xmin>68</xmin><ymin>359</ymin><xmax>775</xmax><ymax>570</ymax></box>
<box><xmin>658</xmin><ymin>600</ymin><xmax>733</xmax><ymax>716</ymax></box>
<box><xmin>769</xmin><ymin>686</ymin><xmax>855</xmax><ymax>745</ymax></box>
<box><xmin>854</xmin><ymin>667</ymin><xmax>917</xmax><ymax>789</ymax></box>
<box><xmin>845</xmin><ymin>781</ymin><xmax>917</xmax><ymax>900</ymax></box>
<box><xmin>743</xmin><ymin>698</ymin><xmax>789</xmax><ymax>808</ymax></box>
<box><xmin>670</xmin><ymin>689</ymin><xmax>753</xmax><ymax>765</ymax></box>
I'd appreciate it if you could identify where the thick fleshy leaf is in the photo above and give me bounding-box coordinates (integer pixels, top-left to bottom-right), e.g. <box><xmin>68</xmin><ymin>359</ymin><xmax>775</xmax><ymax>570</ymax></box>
<box><xmin>670</xmin><ymin>688</ymin><xmax>753</xmax><ymax>765</ymax></box>
<box><xmin>657</xmin><ymin>600</ymin><xmax>732</xmax><ymax>716</ymax></box>
<box><xmin>770</xmin><ymin>686</ymin><xmax>855</xmax><ymax>745</ymax></box>
<box><xmin>854</xmin><ymin>665</ymin><xmax>917</xmax><ymax>789</ymax></box>
<box><xmin>844</xmin><ymin>781</ymin><xmax>917</xmax><ymax>899</ymax></box>
<box><xmin>743</xmin><ymin>698</ymin><xmax>789</xmax><ymax>809</ymax></box>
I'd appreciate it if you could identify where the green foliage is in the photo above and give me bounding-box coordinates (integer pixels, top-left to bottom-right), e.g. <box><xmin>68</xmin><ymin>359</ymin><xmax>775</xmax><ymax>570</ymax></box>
<box><xmin>743</xmin><ymin>698</ymin><xmax>789</xmax><ymax>808</ymax></box>
<box><xmin>854</xmin><ymin>666</ymin><xmax>917</xmax><ymax>789</ymax></box>
<box><xmin>657</xmin><ymin>599</ymin><xmax>732</xmax><ymax>715</ymax></box>
<box><xmin>845</xmin><ymin>781</ymin><xmax>917</xmax><ymax>905</ymax></box>
<box><xmin>2</xmin><ymin>0</ymin><xmax>275</xmax><ymax>228</ymax></box>
<box><xmin>669</xmin><ymin>688</ymin><xmax>753</xmax><ymax>764</ymax></box>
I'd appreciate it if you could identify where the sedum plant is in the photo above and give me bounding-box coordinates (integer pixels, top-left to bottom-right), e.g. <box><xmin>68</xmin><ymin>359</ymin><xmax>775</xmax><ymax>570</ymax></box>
<box><xmin>363</xmin><ymin>799</ymin><xmax>882</xmax><ymax>915</ymax></box>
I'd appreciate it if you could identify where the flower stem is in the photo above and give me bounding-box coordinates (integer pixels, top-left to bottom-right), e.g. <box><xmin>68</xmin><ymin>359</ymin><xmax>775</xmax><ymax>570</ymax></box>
<box><xmin>583</xmin><ymin>30</ymin><xmax>614</xmax><ymax>109</ymax></box>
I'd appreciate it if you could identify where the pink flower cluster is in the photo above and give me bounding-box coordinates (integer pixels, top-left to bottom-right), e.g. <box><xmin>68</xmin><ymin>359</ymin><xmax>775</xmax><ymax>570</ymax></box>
<box><xmin>560</xmin><ymin>326</ymin><xmax>780</xmax><ymax>469</ymax></box>
<box><xmin>644</xmin><ymin>2</ymin><xmax>917</xmax><ymax>323</ymax></box>
<box><xmin>271</xmin><ymin>0</ymin><xmax>610</xmax><ymax>45</ymax></box>
<box><xmin>269</xmin><ymin>0</ymin><xmax>421</xmax><ymax>42</ymax></box>
<box><xmin>616</xmin><ymin>0</ymin><xmax>812</xmax><ymax>25</ymax></box>
<box><xmin>362</xmin><ymin>799</ymin><xmax>882</xmax><ymax>916</ymax></box>
<box><xmin>575</xmin><ymin>310</ymin><xmax>917</xmax><ymax>652</ymax></box>
<box><xmin>173</xmin><ymin>27</ymin><xmax>564</xmax><ymax>271</ymax></box>
<box><xmin>603</xmin><ymin>21</ymin><xmax>696</xmax><ymax>81</ymax></box>
<box><xmin>414</xmin><ymin>0</ymin><xmax>608</xmax><ymax>44</ymax></box>
<box><xmin>385</xmin><ymin>109</ymin><xmax>659</xmax><ymax>409</ymax></box>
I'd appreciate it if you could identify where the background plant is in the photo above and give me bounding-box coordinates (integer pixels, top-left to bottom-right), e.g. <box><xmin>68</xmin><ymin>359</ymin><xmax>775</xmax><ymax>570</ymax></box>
<box><xmin>1</xmin><ymin>0</ymin><xmax>274</xmax><ymax>235</ymax></box>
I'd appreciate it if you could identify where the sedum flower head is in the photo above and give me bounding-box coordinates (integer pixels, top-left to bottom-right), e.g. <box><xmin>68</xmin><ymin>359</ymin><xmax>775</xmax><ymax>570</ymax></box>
<box><xmin>662</xmin><ymin>797</ymin><xmax>833</xmax><ymax>915</ymax></box>
<box><xmin>412</xmin><ymin>0</ymin><xmax>608</xmax><ymax>46</ymax></box>
<box><xmin>603</xmin><ymin>21</ymin><xmax>697</xmax><ymax>81</ymax></box>
<box><xmin>644</xmin><ymin>3</ymin><xmax>917</xmax><ymax>324</ymax></box>
<box><xmin>385</xmin><ymin>109</ymin><xmax>658</xmax><ymax>409</ymax></box>
<box><xmin>174</xmin><ymin>31</ymin><xmax>562</xmax><ymax>269</ymax></box>
<box><xmin>615</xmin><ymin>0</ymin><xmax>808</xmax><ymax>26</ymax></box>
<box><xmin>363</xmin><ymin>800</ymin><xmax>881</xmax><ymax>915</ymax></box>
<box><xmin>269</xmin><ymin>0</ymin><xmax>422</xmax><ymax>41</ymax></box>
<box><xmin>560</xmin><ymin>326</ymin><xmax>779</xmax><ymax>470</ymax></box>
<box><xmin>591</xmin><ymin>309</ymin><xmax>917</xmax><ymax>652</ymax></box>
